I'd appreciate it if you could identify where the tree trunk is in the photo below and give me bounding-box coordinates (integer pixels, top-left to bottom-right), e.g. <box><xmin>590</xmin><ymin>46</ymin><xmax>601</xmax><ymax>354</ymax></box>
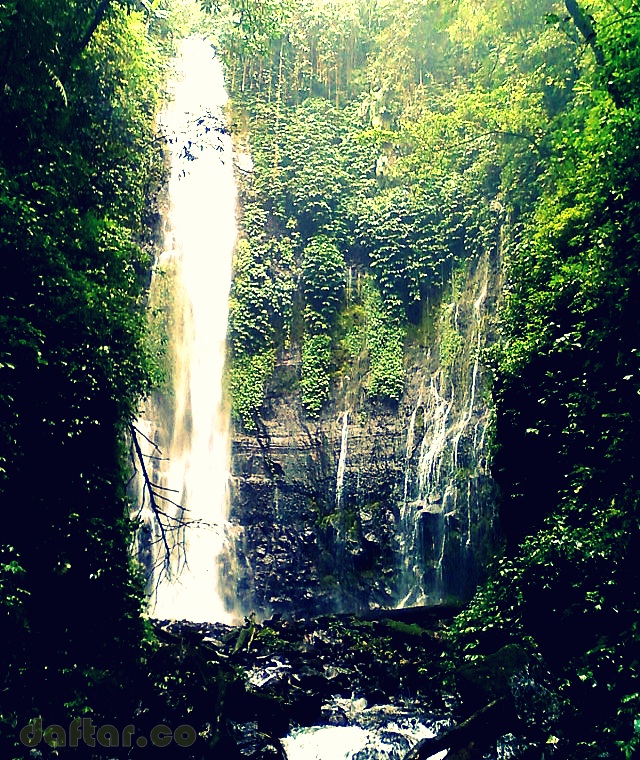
<box><xmin>564</xmin><ymin>0</ymin><xmax>605</xmax><ymax>67</ymax></box>
<box><xmin>403</xmin><ymin>698</ymin><xmax>522</xmax><ymax>760</ymax></box>
<box><xmin>74</xmin><ymin>0</ymin><xmax>113</xmax><ymax>59</ymax></box>
<box><xmin>273</xmin><ymin>40</ymin><xmax>284</xmax><ymax>173</ymax></box>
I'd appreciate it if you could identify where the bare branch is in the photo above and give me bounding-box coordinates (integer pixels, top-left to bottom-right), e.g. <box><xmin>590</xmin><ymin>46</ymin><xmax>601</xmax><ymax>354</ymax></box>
<box><xmin>133</xmin><ymin>424</ymin><xmax>163</xmax><ymax>453</ymax></box>
<box><xmin>130</xmin><ymin>423</ymin><xmax>172</xmax><ymax>567</ymax></box>
<box><xmin>150</xmin><ymin>483</ymin><xmax>181</xmax><ymax>494</ymax></box>
<box><xmin>129</xmin><ymin>422</ymin><xmax>215</xmax><ymax>599</ymax></box>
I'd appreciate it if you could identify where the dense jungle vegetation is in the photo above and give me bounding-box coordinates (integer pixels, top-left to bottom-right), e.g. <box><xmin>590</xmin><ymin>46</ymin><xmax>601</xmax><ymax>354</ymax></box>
<box><xmin>0</xmin><ymin>1</ymin><xmax>229</xmax><ymax>756</ymax></box>
<box><xmin>2</xmin><ymin>0</ymin><xmax>640</xmax><ymax>757</ymax></box>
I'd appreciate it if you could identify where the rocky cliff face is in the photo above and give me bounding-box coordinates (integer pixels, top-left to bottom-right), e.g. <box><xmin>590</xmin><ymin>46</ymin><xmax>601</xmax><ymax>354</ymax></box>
<box><xmin>221</xmin><ymin>236</ymin><xmax>503</xmax><ymax>621</ymax></box>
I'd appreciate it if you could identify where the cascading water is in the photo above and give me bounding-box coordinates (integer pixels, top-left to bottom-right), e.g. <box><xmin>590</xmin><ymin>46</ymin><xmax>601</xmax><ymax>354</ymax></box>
<box><xmin>397</xmin><ymin>248</ymin><xmax>497</xmax><ymax>607</ymax></box>
<box><xmin>133</xmin><ymin>38</ymin><xmax>237</xmax><ymax>624</ymax></box>
<box><xmin>336</xmin><ymin>411</ymin><xmax>349</xmax><ymax>508</ymax></box>
<box><xmin>282</xmin><ymin>699</ymin><xmax>448</xmax><ymax>760</ymax></box>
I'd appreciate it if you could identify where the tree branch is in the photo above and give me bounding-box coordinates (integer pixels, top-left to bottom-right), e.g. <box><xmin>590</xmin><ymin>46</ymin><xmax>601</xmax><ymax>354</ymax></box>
<box><xmin>129</xmin><ymin>423</ymin><xmax>218</xmax><ymax>596</ymax></box>
<box><xmin>130</xmin><ymin>423</ymin><xmax>172</xmax><ymax>567</ymax></box>
<box><xmin>75</xmin><ymin>0</ymin><xmax>113</xmax><ymax>59</ymax></box>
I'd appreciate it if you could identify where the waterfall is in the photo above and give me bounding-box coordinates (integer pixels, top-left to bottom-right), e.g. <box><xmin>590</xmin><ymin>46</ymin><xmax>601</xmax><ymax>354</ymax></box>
<box><xmin>397</xmin><ymin>249</ymin><xmax>495</xmax><ymax>607</ymax></box>
<box><xmin>133</xmin><ymin>38</ymin><xmax>237</xmax><ymax>624</ymax></box>
<box><xmin>403</xmin><ymin>393</ymin><xmax>422</xmax><ymax>505</ymax></box>
<box><xmin>397</xmin><ymin>376</ymin><xmax>453</xmax><ymax>607</ymax></box>
<box><xmin>335</xmin><ymin>411</ymin><xmax>349</xmax><ymax>508</ymax></box>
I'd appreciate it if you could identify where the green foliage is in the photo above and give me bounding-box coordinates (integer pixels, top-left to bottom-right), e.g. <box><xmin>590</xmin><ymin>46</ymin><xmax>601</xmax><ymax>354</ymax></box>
<box><xmin>228</xmin><ymin>235</ymin><xmax>296</xmax><ymax>354</ymax></box>
<box><xmin>203</xmin><ymin>0</ymin><xmax>295</xmax><ymax>61</ymax></box>
<box><xmin>216</xmin><ymin>0</ymin><xmax>373</xmax><ymax>104</ymax></box>
<box><xmin>438</xmin><ymin>303</ymin><xmax>464</xmax><ymax>370</ymax></box>
<box><xmin>276</xmin><ymin>100</ymin><xmax>355</xmax><ymax>236</ymax></box>
<box><xmin>367</xmin><ymin>324</ymin><xmax>405</xmax><ymax>400</ymax></box>
<box><xmin>228</xmin><ymin>348</ymin><xmax>277</xmax><ymax>428</ymax></box>
<box><xmin>0</xmin><ymin>0</ymin><xmax>198</xmax><ymax>752</ymax></box>
<box><xmin>446</xmin><ymin>3</ymin><xmax>640</xmax><ymax>756</ymax></box>
<box><xmin>451</xmin><ymin>494</ymin><xmax>640</xmax><ymax>756</ymax></box>
<box><xmin>144</xmin><ymin>626</ymin><xmax>245</xmax><ymax>757</ymax></box>
<box><xmin>229</xmin><ymin>239</ymin><xmax>278</xmax><ymax>352</ymax></box>
<box><xmin>300</xmin><ymin>333</ymin><xmax>332</xmax><ymax>414</ymax></box>
<box><xmin>362</xmin><ymin>280</ymin><xmax>405</xmax><ymax>401</ymax></box>
<box><xmin>3</xmin><ymin>0</ymin><xmax>639</xmax><ymax>756</ymax></box>
<box><xmin>338</xmin><ymin>302</ymin><xmax>367</xmax><ymax>362</ymax></box>
<box><xmin>301</xmin><ymin>235</ymin><xmax>345</xmax><ymax>332</ymax></box>
<box><xmin>0</xmin><ymin>546</ymin><xmax>29</xmax><ymax>697</ymax></box>
<box><xmin>144</xmin><ymin>262</ymin><xmax>176</xmax><ymax>392</ymax></box>
<box><xmin>221</xmin><ymin>1</ymin><xmax>640</xmax><ymax>755</ymax></box>
<box><xmin>297</xmin><ymin>234</ymin><xmax>345</xmax><ymax>414</ymax></box>
<box><xmin>224</xmin><ymin>0</ymin><xmax>530</xmax><ymax>414</ymax></box>
<box><xmin>353</xmin><ymin>185</ymin><xmax>454</xmax><ymax>316</ymax></box>
<box><xmin>382</xmin><ymin>619</ymin><xmax>426</xmax><ymax>639</ymax></box>
<box><xmin>220</xmin><ymin>4</ymin><xmax>640</xmax><ymax>750</ymax></box>
<box><xmin>226</xmin><ymin>233</ymin><xmax>295</xmax><ymax>427</ymax></box>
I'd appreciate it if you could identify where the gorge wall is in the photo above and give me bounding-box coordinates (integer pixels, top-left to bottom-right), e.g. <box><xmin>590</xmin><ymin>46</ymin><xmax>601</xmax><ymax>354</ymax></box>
<box><xmin>208</xmin><ymin>0</ymin><xmax>525</xmax><ymax>623</ymax></box>
<box><xmin>221</xmin><ymin>233</ymin><xmax>503</xmax><ymax>620</ymax></box>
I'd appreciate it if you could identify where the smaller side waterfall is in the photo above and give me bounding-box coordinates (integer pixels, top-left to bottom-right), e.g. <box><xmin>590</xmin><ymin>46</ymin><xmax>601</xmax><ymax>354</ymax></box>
<box><xmin>397</xmin><ymin>377</ymin><xmax>453</xmax><ymax>607</ymax></box>
<box><xmin>396</xmin><ymin>248</ymin><xmax>498</xmax><ymax>607</ymax></box>
<box><xmin>335</xmin><ymin>411</ymin><xmax>349</xmax><ymax>508</ymax></box>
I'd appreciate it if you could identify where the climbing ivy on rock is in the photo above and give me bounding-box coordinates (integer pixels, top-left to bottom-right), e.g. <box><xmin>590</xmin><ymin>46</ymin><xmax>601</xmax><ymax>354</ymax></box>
<box><xmin>300</xmin><ymin>333</ymin><xmax>333</xmax><ymax>414</ymax></box>
<box><xmin>227</xmin><ymin>235</ymin><xmax>296</xmax><ymax>425</ymax></box>
<box><xmin>301</xmin><ymin>235</ymin><xmax>345</xmax><ymax>331</ymax></box>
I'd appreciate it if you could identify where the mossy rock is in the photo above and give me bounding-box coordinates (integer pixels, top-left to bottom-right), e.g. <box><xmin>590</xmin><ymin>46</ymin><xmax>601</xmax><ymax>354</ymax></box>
<box><xmin>382</xmin><ymin>620</ymin><xmax>427</xmax><ymax>639</ymax></box>
<box><xmin>457</xmin><ymin>643</ymin><xmax>530</xmax><ymax>702</ymax></box>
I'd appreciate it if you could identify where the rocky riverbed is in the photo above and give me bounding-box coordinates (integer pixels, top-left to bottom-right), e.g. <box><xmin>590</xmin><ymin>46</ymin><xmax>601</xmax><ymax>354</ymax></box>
<box><xmin>146</xmin><ymin>604</ymin><xmax>556</xmax><ymax>760</ymax></box>
<box><xmin>150</xmin><ymin>606</ymin><xmax>458</xmax><ymax>759</ymax></box>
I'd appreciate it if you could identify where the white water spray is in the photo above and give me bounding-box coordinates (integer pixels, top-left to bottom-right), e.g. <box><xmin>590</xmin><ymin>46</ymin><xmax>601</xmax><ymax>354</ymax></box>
<box><xmin>335</xmin><ymin>411</ymin><xmax>349</xmax><ymax>508</ymax></box>
<box><xmin>135</xmin><ymin>39</ymin><xmax>237</xmax><ymax>623</ymax></box>
<box><xmin>396</xmin><ymin>247</ymin><xmax>496</xmax><ymax>608</ymax></box>
<box><xmin>282</xmin><ymin>699</ymin><xmax>447</xmax><ymax>760</ymax></box>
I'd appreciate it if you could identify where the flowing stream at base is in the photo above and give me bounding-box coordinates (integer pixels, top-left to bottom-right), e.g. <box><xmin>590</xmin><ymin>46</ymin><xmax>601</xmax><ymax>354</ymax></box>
<box><xmin>134</xmin><ymin>38</ymin><xmax>236</xmax><ymax>624</ymax></box>
<box><xmin>282</xmin><ymin>700</ymin><xmax>448</xmax><ymax>760</ymax></box>
<box><xmin>283</xmin><ymin>722</ymin><xmax>447</xmax><ymax>760</ymax></box>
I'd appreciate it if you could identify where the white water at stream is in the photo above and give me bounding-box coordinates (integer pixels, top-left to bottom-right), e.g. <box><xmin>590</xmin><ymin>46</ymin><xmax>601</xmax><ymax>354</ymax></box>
<box><xmin>282</xmin><ymin>698</ymin><xmax>448</xmax><ymax>760</ymax></box>
<box><xmin>134</xmin><ymin>39</ymin><xmax>236</xmax><ymax>624</ymax></box>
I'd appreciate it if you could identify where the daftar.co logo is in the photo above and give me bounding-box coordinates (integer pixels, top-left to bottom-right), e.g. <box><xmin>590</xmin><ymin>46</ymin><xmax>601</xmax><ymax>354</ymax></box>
<box><xmin>20</xmin><ymin>718</ymin><xmax>197</xmax><ymax>749</ymax></box>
